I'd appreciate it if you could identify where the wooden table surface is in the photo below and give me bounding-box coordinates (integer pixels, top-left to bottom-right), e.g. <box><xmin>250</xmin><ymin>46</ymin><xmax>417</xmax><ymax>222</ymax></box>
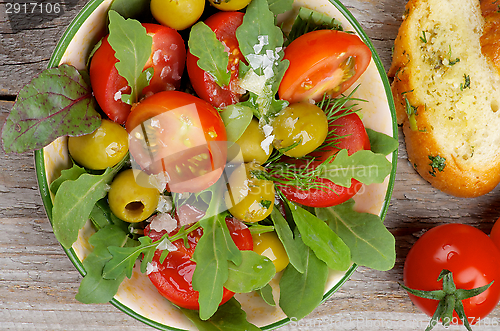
<box><xmin>2</xmin><ymin>0</ymin><xmax>500</xmax><ymax>330</ymax></box>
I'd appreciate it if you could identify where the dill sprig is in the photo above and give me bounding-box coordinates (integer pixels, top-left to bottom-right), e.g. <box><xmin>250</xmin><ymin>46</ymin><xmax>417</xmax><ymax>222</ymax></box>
<box><xmin>307</xmin><ymin>86</ymin><xmax>367</xmax><ymax>157</ymax></box>
<box><xmin>263</xmin><ymin>159</ymin><xmax>335</xmax><ymax>193</ymax></box>
<box><xmin>261</xmin><ymin>89</ymin><xmax>367</xmax><ymax>192</ymax></box>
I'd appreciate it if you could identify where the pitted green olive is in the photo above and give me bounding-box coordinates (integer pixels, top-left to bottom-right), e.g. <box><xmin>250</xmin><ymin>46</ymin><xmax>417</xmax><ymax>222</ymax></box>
<box><xmin>272</xmin><ymin>102</ymin><xmax>328</xmax><ymax>158</ymax></box>
<box><xmin>108</xmin><ymin>169</ymin><xmax>160</xmax><ymax>223</ymax></box>
<box><xmin>68</xmin><ymin>119</ymin><xmax>128</xmax><ymax>170</ymax></box>
<box><xmin>235</xmin><ymin>118</ymin><xmax>272</xmax><ymax>164</ymax></box>
<box><xmin>225</xmin><ymin>163</ymin><xmax>275</xmax><ymax>223</ymax></box>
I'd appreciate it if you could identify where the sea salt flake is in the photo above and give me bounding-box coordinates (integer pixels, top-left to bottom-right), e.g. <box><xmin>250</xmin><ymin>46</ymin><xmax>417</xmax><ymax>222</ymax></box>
<box><xmin>150</xmin><ymin>213</ymin><xmax>177</xmax><ymax>233</ymax></box>
<box><xmin>146</xmin><ymin>261</ymin><xmax>159</xmax><ymax>275</ymax></box>
<box><xmin>262</xmin><ymin>124</ymin><xmax>273</xmax><ymax>137</ymax></box>
<box><xmin>156</xmin><ymin>195</ymin><xmax>173</xmax><ymax>213</ymax></box>
<box><xmin>260</xmin><ymin>135</ymin><xmax>274</xmax><ymax>155</ymax></box>
<box><xmin>156</xmin><ymin>237</ymin><xmax>178</xmax><ymax>252</ymax></box>
<box><xmin>253</xmin><ymin>35</ymin><xmax>269</xmax><ymax>54</ymax></box>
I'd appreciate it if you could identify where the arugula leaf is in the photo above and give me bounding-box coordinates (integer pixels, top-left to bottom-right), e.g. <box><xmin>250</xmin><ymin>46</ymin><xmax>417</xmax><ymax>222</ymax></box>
<box><xmin>192</xmin><ymin>212</ymin><xmax>242</xmax><ymax>320</ymax></box>
<box><xmin>236</xmin><ymin>0</ymin><xmax>289</xmax><ymax>119</ymax></box>
<box><xmin>89</xmin><ymin>199</ymin><xmax>115</xmax><ymax>230</ymax></box>
<box><xmin>258</xmin><ymin>283</ymin><xmax>276</xmax><ymax>306</ymax></box>
<box><xmin>237</xmin><ymin>0</ymin><xmax>283</xmax><ymax>64</ymax></box>
<box><xmin>1</xmin><ymin>64</ymin><xmax>101</xmax><ymax>153</ymax></box>
<box><xmin>188</xmin><ymin>22</ymin><xmax>231</xmax><ymax>88</ymax></box>
<box><xmin>319</xmin><ymin>149</ymin><xmax>392</xmax><ymax>187</ymax></box>
<box><xmin>247</xmin><ymin>224</ymin><xmax>274</xmax><ymax>235</ymax></box>
<box><xmin>51</xmin><ymin>154</ymin><xmax>128</xmax><ymax>249</ymax></box>
<box><xmin>50</xmin><ymin>162</ymin><xmax>86</xmax><ymax>194</ymax></box>
<box><xmin>287</xmin><ymin>201</ymin><xmax>351</xmax><ymax>271</ymax></box>
<box><xmin>75</xmin><ymin>224</ymin><xmax>128</xmax><ymax>304</ymax></box>
<box><xmin>103</xmin><ymin>235</ymin><xmax>153</xmax><ymax>279</ymax></box>
<box><xmin>90</xmin><ymin>198</ymin><xmax>129</xmax><ymax>232</ymax></box>
<box><xmin>107</xmin><ymin>10</ymin><xmax>153</xmax><ymax>105</ymax></box>
<box><xmin>267</xmin><ymin>0</ymin><xmax>293</xmax><ymax>15</ymax></box>
<box><xmin>270</xmin><ymin>207</ymin><xmax>305</xmax><ymax>273</ymax></box>
<box><xmin>181</xmin><ymin>298</ymin><xmax>261</xmax><ymax>331</ymax></box>
<box><xmin>219</xmin><ymin>104</ymin><xmax>253</xmax><ymax>142</ymax></box>
<box><xmin>316</xmin><ymin>199</ymin><xmax>396</xmax><ymax>271</ymax></box>
<box><xmin>366</xmin><ymin>128</ymin><xmax>399</xmax><ymax>156</ymax></box>
<box><xmin>76</xmin><ymin>246</ymin><xmax>126</xmax><ymax>303</ymax></box>
<box><xmin>103</xmin><ymin>221</ymin><xmax>201</xmax><ymax>281</ymax></box>
<box><xmin>279</xmin><ymin>233</ymin><xmax>329</xmax><ymax>320</ymax></box>
<box><xmin>224</xmin><ymin>250</ymin><xmax>275</xmax><ymax>293</ymax></box>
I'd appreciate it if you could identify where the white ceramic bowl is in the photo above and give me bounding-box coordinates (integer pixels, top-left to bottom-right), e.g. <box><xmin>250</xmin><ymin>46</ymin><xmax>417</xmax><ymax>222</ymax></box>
<box><xmin>35</xmin><ymin>0</ymin><xmax>398</xmax><ymax>329</ymax></box>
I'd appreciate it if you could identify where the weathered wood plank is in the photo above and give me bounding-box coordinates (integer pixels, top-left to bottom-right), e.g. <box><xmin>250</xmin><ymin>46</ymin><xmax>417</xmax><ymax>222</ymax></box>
<box><xmin>0</xmin><ymin>2</ymin><xmax>86</xmax><ymax>96</ymax></box>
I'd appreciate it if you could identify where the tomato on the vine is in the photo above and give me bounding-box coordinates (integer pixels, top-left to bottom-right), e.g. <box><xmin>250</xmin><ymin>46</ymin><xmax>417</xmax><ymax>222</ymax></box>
<box><xmin>145</xmin><ymin>217</ymin><xmax>253</xmax><ymax>310</ymax></box>
<box><xmin>490</xmin><ymin>217</ymin><xmax>500</xmax><ymax>251</ymax></box>
<box><xmin>278</xmin><ymin>30</ymin><xmax>371</xmax><ymax>104</ymax></box>
<box><xmin>126</xmin><ymin>91</ymin><xmax>227</xmax><ymax>193</ymax></box>
<box><xmin>403</xmin><ymin>224</ymin><xmax>500</xmax><ymax>326</ymax></box>
<box><xmin>277</xmin><ymin>110</ymin><xmax>370</xmax><ymax>207</ymax></box>
<box><xmin>186</xmin><ymin>11</ymin><xmax>246</xmax><ymax>108</ymax></box>
<box><xmin>90</xmin><ymin>23</ymin><xmax>186</xmax><ymax>124</ymax></box>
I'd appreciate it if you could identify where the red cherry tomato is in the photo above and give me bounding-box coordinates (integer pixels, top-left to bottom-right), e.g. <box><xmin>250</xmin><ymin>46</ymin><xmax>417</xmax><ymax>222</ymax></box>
<box><xmin>186</xmin><ymin>11</ymin><xmax>246</xmax><ymax>108</ymax></box>
<box><xmin>125</xmin><ymin>91</ymin><xmax>227</xmax><ymax>193</ymax></box>
<box><xmin>279</xmin><ymin>30</ymin><xmax>371</xmax><ymax>104</ymax></box>
<box><xmin>277</xmin><ymin>111</ymin><xmax>370</xmax><ymax>207</ymax></box>
<box><xmin>490</xmin><ymin>217</ymin><xmax>500</xmax><ymax>250</ymax></box>
<box><xmin>145</xmin><ymin>217</ymin><xmax>253</xmax><ymax>310</ymax></box>
<box><xmin>404</xmin><ymin>224</ymin><xmax>500</xmax><ymax>325</ymax></box>
<box><xmin>90</xmin><ymin>23</ymin><xmax>186</xmax><ymax>124</ymax></box>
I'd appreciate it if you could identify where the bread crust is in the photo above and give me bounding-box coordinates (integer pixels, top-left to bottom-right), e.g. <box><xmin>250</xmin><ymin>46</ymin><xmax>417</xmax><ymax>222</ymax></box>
<box><xmin>481</xmin><ymin>0</ymin><xmax>500</xmax><ymax>75</ymax></box>
<box><xmin>389</xmin><ymin>0</ymin><xmax>500</xmax><ymax>198</ymax></box>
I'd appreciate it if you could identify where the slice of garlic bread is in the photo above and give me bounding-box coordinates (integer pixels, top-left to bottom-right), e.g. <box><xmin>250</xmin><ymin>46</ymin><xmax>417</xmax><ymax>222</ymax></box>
<box><xmin>389</xmin><ymin>0</ymin><xmax>500</xmax><ymax>197</ymax></box>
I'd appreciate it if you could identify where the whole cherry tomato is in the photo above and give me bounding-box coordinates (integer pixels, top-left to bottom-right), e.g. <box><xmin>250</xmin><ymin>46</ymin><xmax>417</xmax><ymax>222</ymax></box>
<box><xmin>150</xmin><ymin>0</ymin><xmax>205</xmax><ymax>30</ymax></box>
<box><xmin>90</xmin><ymin>23</ymin><xmax>186</xmax><ymax>124</ymax></box>
<box><xmin>145</xmin><ymin>217</ymin><xmax>253</xmax><ymax>310</ymax></box>
<box><xmin>404</xmin><ymin>224</ymin><xmax>500</xmax><ymax>326</ymax></box>
<box><xmin>186</xmin><ymin>11</ymin><xmax>246</xmax><ymax>108</ymax></box>
<box><xmin>489</xmin><ymin>217</ymin><xmax>500</xmax><ymax>250</ymax></box>
<box><xmin>126</xmin><ymin>91</ymin><xmax>227</xmax><ymax>193</ymax></box>
<box><xmin>279</xmin><ymin>30</ymin><xmax>371</xmax><ymax>104</ymax></box>
<box><xmin>208</xmin><ymin>0</ymin><xmax>252</xmax><ymax>11</ymax></box>
<box><xmin>277</xmin><ymin>110</ymin><xmax>370</xmax><ymax>207</ymax></box>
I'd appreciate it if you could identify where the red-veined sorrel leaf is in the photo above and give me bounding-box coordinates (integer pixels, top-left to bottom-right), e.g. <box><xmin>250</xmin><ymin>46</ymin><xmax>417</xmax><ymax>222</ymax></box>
<box><xmin>1</xmin><ymin>64</ymin><xmax>101</xmax><ymax>153</ymax></box>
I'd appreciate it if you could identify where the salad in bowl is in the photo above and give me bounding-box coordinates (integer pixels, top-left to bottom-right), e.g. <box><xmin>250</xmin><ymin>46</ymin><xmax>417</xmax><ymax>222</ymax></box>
<box><xmin>1</xmin><ymin>0</ymin><xmax>398</xmax><ymax>329</ymax></box>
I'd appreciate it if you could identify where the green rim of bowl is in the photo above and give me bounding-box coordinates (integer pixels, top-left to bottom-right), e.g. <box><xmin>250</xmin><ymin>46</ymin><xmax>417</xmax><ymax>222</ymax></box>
<box><xmin>34</xmin><ymin>0</ymin><xmax>398</xmax><ymax>330</ymax></box>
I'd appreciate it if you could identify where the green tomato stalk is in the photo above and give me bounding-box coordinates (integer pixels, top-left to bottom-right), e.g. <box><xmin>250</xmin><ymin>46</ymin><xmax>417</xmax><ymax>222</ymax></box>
<box><xmin>400</xmin><ymin>269</ymin><xmax>493</xmax><ymax>331</ymax></box>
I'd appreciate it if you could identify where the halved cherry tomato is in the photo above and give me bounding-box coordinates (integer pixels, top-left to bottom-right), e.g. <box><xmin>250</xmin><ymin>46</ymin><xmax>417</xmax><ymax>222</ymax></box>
<box><xmin>90</xmin><ymin>23</ymin><xmax>186</xmax><ymax>124</ymax></box>
<box><xmin>404</xmin><ymin>224</ymin><xmax>500</xmax><ymax>325</ymax></box>
<box><xmin>126</xmin><ymin>91</ymin><xmax>227</xmax><ymax>193</ymax></box>
<box><xmin>145</xmin><ymin>217</ymin><xmax>253</xmax><ymax>310</ymax></box>
<box><xmin>279</xmin><ymin>30</ymin><xmax>371</xmax><ymax>104</ymax></box>
<box><xmin>186</xmin><ymin>11</ymin><xmax>246</xmax><ymax>108</ymax></box>
<box><xmin>277</xmin><ymin>111</ymin><xmax>370</xmax><ymax>207</ymax></box>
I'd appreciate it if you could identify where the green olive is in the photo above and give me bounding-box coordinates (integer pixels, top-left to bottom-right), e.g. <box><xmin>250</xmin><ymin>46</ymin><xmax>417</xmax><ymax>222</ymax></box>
<box><xmin>272</xmin><ymin>102</ymin><xmax>328</xmax><ymax>158</ymax></box>
<box><xmin>235</xmin><ymin>118</ymin><xmax>273</xmax><ymax>164</ymax></box>
<box><xmin>68</xmin><ymin>119</ymin><xmax>128</xmax><ymax>170</ymax></box>
<box><xmin>252</xmin><ymin>231</ymin><xmax>289</xmax><ymax>272</ymax></box>
<box><xmin>108</xmin><ymin>169</ymin><xmax>160</xmax><ymax>223</ymax></box>
<box><xmin>225</xmin><ymin>163</ymin><xmax>275</xmax><ymax>223</ymax></box>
